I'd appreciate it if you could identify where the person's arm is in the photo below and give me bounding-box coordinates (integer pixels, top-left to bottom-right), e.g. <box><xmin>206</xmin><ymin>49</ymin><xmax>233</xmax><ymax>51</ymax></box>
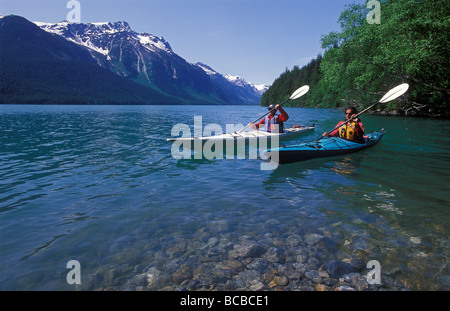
<box><xmin>357</xmin><ymin>120</ymin><xmax>364</xmax><ymax>133</ymax></box>
<box><xmin>256</xmin><ymin>118</ymin><xmax>266</xmax><ymax>127</ymax></box>
<box><xmin>354</xmin><ymin>120</ymin><xmax>365</xmax><ymax>139</ymax></box>
<box><xmin>248</xmin><ymin>118</ymin><xmax>266</xmax><ymax>130</ymax></box>
<box><xmin>323</xmin><ymin>121</ymin><xmax>343</xmax><ymax>137</ymax></box>
<box><xmin>277</xmin><ymin>105</ymin><xmax>289</xmax><ymax>122</ymax></box>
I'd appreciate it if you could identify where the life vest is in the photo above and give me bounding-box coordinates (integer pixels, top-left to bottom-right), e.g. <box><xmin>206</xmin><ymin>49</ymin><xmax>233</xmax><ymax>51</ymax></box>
<box><xmin>338</xmin><ymin>121</ymin><xmax>359</xmax><ymax>141</ymax></box>
<box><xmin>265</xmin><ymin>115</ymin><xmax>284</xmax><ymax>133</ymax></box>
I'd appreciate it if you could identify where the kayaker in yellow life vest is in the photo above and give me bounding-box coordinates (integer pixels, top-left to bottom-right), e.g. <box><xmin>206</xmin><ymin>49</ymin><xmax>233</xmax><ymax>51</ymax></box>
<box><xmin>322</xmin><ymin>107</ymin><xmax>365</xmax><ymax>142</ymax></box>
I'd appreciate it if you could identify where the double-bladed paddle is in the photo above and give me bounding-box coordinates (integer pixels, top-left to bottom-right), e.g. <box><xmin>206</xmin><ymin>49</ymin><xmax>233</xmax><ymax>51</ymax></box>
<box><xmin>317</xmin><ymin>83</ymin><xmax>409</xmax><ymax>141</ymax></box>
<box><xmin>236</xmin><ymin>85</ymin><xmax>310</xmax><ymax>134</ymax></box>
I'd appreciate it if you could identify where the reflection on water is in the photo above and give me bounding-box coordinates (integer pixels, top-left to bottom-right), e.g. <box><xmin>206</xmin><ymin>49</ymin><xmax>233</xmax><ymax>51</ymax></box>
<box><xmin>327</xmin><ymin>157</ymin><xmax>360</xmax><ymax>176</ymax></box>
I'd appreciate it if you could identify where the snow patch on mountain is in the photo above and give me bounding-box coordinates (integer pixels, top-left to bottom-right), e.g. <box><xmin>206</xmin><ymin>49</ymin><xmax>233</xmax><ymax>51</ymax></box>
<box><xmin>224</xmin><ymin>74</ymin><xmax>245</xmax><ymax>85</ymax></box>
<box><xmin>34</xmin><ymin>20</ymin><xmax>171</xmax><ymax>56</ymax></box>
<box><xmin>195</xmin><ymin>63</ymin><xmax>269</xmax><ymax>95</ymax></box>
<box><xmin>195</xmin><ymin>62</ymin><xmax>267</xmax><ymax>100</ymax></box>
<box><xmin>254</xmin><ymin>84</ymin><xmax>270</xmax><ymax>95</ymax></box>
<box><xmin>138</xmin><ymin>33</ymin><xmax>172</xmax><ymax>53</ymax></box>
<box><xmin>195</xmin><ymin>63</ymin><xmax>215</xmax><ymax>76</ymax></box>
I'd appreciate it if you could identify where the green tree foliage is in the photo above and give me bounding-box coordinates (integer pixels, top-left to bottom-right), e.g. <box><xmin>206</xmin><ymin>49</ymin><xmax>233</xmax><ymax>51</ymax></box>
<box><xmin>264</xmin><ymin>0</ymin><xmax>449</xmax><ymax>117</ymax></box>
<box><xmin>261</xmin><ymin>55</ymin><xmax>323</xmax><ymax>107</ymax></box>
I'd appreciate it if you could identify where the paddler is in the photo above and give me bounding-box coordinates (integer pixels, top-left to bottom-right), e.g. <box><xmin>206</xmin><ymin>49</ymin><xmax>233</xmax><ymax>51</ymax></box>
<box><xmin>323</xmin><ymin>107</ymin><xmax>365</xmax><ymax>142</ymax></box>
<box><xmin>248</xmin><ymin>104</ymin><xmax>289</xmax><ymax>133</ymax></box>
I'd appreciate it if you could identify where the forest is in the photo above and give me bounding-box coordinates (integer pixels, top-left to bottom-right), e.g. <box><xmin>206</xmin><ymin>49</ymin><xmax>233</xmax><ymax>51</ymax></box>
<box><xmin>261</xmin><ymin>0</ymin><xmax>449</xmax><ymax>117</ymax></box>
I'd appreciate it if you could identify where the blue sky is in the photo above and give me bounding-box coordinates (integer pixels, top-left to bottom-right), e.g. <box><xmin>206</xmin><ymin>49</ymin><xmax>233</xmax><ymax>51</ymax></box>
<box><xmin>0</xmin><ymin>0</ymin><xmax>364</xmax><ymax>85</ymax></box>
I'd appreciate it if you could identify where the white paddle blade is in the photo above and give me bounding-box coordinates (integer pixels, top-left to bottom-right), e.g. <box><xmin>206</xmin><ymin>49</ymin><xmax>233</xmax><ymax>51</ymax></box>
<box><xmin>289</xmin><ymin>85</ymin><xmax>310</xmax><ymax>100</ymax></box>
<box><xmin>379</xmin><ymin>83</ymin><xmax>409</xmax><ymax>103</ymax></box>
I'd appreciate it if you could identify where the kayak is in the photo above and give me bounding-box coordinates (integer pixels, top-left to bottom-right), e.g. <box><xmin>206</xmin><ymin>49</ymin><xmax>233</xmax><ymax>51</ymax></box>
<box><xmin>265</xmin><ymin>131</ymin><xmax>384</xmax><ymax>164</ymax></box>
<box><xmin>167</xmin><ymin>125</ymin><xmax>315</xmax><ymax>150</ymax></box>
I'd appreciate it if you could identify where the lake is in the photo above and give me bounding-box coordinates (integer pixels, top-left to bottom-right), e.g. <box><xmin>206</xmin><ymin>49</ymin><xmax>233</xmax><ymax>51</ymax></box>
<box><xmin>0</xmin><ymin>104</ymin><xmax>449</xmax><ymax>290</ymax></box>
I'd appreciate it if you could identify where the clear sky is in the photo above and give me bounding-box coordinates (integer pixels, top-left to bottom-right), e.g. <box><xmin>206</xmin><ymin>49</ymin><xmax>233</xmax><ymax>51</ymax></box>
<box><xmin>0</xmin><ymin>0</ymin><xmax>364</xmax><ymax>85</ymax></box>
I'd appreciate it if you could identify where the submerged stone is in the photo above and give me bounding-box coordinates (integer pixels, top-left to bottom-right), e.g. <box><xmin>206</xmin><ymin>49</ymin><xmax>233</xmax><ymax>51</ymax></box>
<box><xmin>324</xmin><ymin>260</ymin><xmax>357</xmax><ymax>279</ymax></box>
<box><xmin>229</xmin><ymin>241</ymin><xmax>266</xmax><ymax>259</ymax></box>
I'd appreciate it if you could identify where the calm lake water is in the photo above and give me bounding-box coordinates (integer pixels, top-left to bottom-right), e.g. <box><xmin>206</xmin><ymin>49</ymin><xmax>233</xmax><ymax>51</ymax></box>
<box><xmin>0</xmin><ymin>104</ymin><xmax>449</xmax><ymax>290</ymax></box>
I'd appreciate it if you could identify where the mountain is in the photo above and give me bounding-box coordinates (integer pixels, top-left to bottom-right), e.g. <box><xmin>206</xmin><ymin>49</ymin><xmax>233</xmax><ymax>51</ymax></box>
<box><xmin>0</xmin><ymin>15</ymin><xmax>177</xmax><ymax>105</ymax></box>
<box><xmin>224</xmin><ymin>74</ymin><xmax>269</xmax><ymax>96</ymax></box>
<box><xmin>32</xmin><ymin>17</ymin><xmax>265</xmax><ymax>105</ymax></box>
<box><xmin>195</xmin><ymin>62</ymin><xmax>268</xmax><ymax>103</ymax></box>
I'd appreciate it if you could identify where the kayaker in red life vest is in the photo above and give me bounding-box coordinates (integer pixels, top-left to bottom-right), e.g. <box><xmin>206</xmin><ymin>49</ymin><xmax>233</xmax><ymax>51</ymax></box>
<box><xmin>323</xmin><ymin>107</ymin><xmax>365</xmax><ymax>142</ymax></box>
<box><xmin>248</xmin><ymin>104</ymin><xmax>289</xmax><ymax>133</ymax></box>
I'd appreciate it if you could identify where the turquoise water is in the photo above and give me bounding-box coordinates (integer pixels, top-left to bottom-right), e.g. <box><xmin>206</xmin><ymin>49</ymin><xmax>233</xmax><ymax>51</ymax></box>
<box><xmin>0</xmin><ymin>104</ymin><xmax>449</xmax><ymax>290</ymax></box>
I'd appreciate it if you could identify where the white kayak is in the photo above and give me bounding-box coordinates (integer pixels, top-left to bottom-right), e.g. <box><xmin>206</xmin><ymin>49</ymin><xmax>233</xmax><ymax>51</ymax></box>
<box><xmin>167</xmin><ymin>125</ymin><xmax>315</xmax><ymax>149</ymax></box>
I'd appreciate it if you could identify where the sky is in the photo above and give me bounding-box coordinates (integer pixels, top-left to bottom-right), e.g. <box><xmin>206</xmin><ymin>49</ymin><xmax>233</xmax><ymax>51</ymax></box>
<box><xmin>0</xmin><ymin>0</ymin><xmax>364</xmax><ymax>85</ymax></box>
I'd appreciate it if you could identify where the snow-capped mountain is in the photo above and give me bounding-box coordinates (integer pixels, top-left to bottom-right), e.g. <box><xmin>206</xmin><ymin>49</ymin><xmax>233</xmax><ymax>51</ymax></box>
<box><xmin>196</xmin><ymin>62</ymin><xmax>268</xmax><ymax>95</ymax></box>
<box><xmin>255</xmin><ymin>84</ymin><xmax>270</xmax><ymax>94</ymax></box>
<box><xmin>35</xmin><ymin>21</ymin><xmax>173</xmax><ymax>58</ymax></box>
<box><xmin>224</xmin><ymin>74</ymin><xmax>270</xmax><ymax>96</ymax></box>
<box><xmin>195</xmin><ymin>62</ymin><xmax>268</xmax><ymax>102</ymax></box>
<box><xmin>33</xmin><ymin>19</ymin><xmax>265</xmax><ymax>104</ymax></box>
<box><xmin>1</xmin><ymin>15</ymin><xmax>177</xmax><ymax>105</ymax></box>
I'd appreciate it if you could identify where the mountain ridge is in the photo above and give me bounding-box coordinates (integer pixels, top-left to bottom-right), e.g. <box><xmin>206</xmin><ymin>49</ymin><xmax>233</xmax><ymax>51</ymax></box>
<box><xmin>0</xmin><ymin>14</ymin><xmax>267</xmax><ymax>105</ymax></box>
<box><xmin>33</xmin><ymin>16</ymin><xmax>266</xmax><ymax>105</ymax></box>
<box><xmin>0</xmin><ymin>15</ymin><xmax>180</xmax><ymax>105</ymax></box>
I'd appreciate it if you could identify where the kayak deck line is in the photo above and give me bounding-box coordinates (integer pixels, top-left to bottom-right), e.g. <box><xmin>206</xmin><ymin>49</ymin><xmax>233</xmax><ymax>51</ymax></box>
<box><xmin>306</xmin><ymin>143</ymin><xmax>322</xmax><ymax>150</ymax></box>
<box><xmin>331</xmin><ymin>137</ymin><xmax>347</xmax><ymax>150</ymax></box>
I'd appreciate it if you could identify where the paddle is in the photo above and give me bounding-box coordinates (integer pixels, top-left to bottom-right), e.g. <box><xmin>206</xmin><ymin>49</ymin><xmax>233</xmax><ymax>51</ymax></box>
<box><xmin>318</xmin><ymin>83</ymin><xmax>409</xmax><ymax>141</ymax></box>
<box><xmin>236</xmin><ymin>85</ymin><xmax>310</xmax><ymax>134</ymax></box>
